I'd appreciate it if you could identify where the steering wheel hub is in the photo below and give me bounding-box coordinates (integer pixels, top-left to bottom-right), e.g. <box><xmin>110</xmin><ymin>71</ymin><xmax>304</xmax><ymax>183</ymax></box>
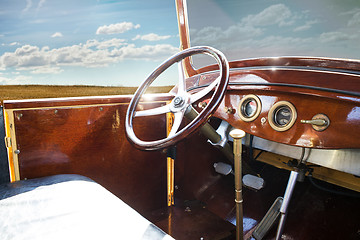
<box><xmin>173</xmin><ymin>96</ymin><xmax>185</xmax><ymax>108</ymax></box>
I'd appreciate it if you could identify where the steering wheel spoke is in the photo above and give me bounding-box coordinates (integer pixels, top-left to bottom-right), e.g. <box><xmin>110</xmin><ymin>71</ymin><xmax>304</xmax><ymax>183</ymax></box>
<box><xmin>189</xmin><ymin>76</ymin><xmax>220</xmax><ymax>103</ymax></box>
<box><xmin>177</xmin><ymin>62</ymin><xmax>187</xmax><ymax>95</ymax></box>
<box><xmin>168</xmin><ymin>111</ymin><xmax>185</xmax><ymax>137</ymax></box>
<box><xmin>135</xmin><ymin>104</ymin><xmax>171</xmax><ymax>117</ymax></box>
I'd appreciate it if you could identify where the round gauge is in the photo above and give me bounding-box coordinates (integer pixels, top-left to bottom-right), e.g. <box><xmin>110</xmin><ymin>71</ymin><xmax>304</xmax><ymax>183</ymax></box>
<box><xmin>243</xmin><ymin>99</ymin><xmax>257</xmax><ymax>117</ymax></box>
<box><xmin>274</xmin><ymin>106</ymin><xmax>292</xmax><ymax>126</ymax></box>
<box><xmin>238</xmin><ymin>94</ymin><xmax>262</xmax><ymax>122</ymax></box>
<box><xmin>268</xmin><ymin>101</ymin><xmax>297</xmax><ymax>131</ymax></box>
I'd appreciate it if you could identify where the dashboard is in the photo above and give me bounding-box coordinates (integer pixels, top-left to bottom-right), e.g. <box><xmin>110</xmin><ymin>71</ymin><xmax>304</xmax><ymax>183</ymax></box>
<box><xmin>187</xmin><ymin>64</ymin><xmax>360</xmax><ymax>149</ymax></box>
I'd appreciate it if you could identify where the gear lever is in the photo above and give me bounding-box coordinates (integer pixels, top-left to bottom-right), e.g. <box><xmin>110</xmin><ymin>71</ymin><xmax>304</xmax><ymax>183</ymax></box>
<box><xmin>230</xmin><ymin>129</ymin><xmax>246</xmax><ymax>240</ymax></box>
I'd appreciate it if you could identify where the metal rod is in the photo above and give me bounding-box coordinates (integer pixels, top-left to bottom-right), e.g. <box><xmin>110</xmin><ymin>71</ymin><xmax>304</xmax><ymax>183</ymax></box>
<box><xmin>167</xmin><ymin>156</ymin><xmax>174</xmax><ymax>206</ymax></box>
<box><xmin>230</xmin><ymin>129</ymin><xmax>246</xmax><ymax>240</ymax></box>
<box><xmin>166</xmin><ymin>113</ymin><xmax>175</xmax><ymax>207</ymax></box>
<box><xmin>185</xmin><ymin>106</ymin><xmax>234</xmax><ymax>161</ymax></box>
<box><xmin>275</xmin><ymin>171</ymin><xmax>299</xmax><ymax>240</ymax></box>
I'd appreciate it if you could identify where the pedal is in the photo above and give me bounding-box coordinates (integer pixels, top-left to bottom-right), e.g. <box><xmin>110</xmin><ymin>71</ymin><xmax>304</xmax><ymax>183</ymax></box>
<box><xmin>252</xmin><ymin>197</ymin><xmax>283</xmax><ymax>240</ymax></box>
<box><xmin>213</xmin><ymin>162</ymin><xmax>233</xmax><ymax>175</ymax></box>
<box><xmin>243</xmin><ymin>174</ymin><xmax>265</xmax><ymax>191</ymax></box>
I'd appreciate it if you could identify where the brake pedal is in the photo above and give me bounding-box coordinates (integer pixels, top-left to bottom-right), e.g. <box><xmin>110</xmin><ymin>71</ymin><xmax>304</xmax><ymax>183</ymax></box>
<box><xmin>242</xmin><ymin>174</ymin><xmax>265</xmax><ymax>191</ymax></box>
<box><xmin>252</xmin><ymin>197</ymin><xmax>283</xmax><ymax>240</ymax></box>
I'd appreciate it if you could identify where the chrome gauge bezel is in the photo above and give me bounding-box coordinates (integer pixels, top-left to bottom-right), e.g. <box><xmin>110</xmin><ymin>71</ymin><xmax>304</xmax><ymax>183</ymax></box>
<box><xmin>238</xmin><ymin>94</ymin><xmax>262</xmax><ymax>122</ymax></box>
<box><xmin>268</xmin><ymin>101</ymin><xmax>297</xmax><ymax>131</ymax></box>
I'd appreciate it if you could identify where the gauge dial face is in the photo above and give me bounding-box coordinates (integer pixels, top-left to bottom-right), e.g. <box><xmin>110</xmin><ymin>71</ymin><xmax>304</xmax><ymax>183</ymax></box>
<box><xmin>274</xmin><ymin>106</ymin><xmax>292</xmax><ymax>126</ymax></box>
<box><xmin>238</xmin><ymin>95</ymin><xmax>262</xmax><ymax>122</ymax></box>
<box><xmin>243</xmin><ymin>99</ymin><xmax>257</xmax><ymax>118</ymax></box>
<box><xmin>268</xmin><ymin>101</ymin><xmax>297</xmax><ymax>132</ymax></box>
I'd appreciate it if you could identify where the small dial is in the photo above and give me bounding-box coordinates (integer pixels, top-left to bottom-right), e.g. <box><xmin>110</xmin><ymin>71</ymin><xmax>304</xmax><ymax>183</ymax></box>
<box><xmin>268</xmin><ymin>101</ymin><xmax>297</xmax><ymax>132</ymax></box>
<box><xmin>238</xmin><ymin>94</ymin><xmax>262</xmax><ymax>122</ymax></box>
<box><xmin>243</xmin><ymin>99</ymin><xmax>257</xmax><ymax>118</ymax></box>
<box><xmin>274</xmin><ymin>106</ymin><xmax>292</xmax><ymax>126</ymax></box>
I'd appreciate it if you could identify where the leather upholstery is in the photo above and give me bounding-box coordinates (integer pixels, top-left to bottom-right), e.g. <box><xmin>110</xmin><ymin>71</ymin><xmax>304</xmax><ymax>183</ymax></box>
<box><xmin>0</xmin><ymin>174</ymin><xmax>173</xmax><ymax>240</ymax></box>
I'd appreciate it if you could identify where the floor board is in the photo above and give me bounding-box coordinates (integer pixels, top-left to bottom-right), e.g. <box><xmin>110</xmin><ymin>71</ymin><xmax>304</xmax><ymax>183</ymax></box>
<box><xmin>149</xmin><ymin>156</ymin><xmax>360</xmax><ymax>240</ymax></box>
<box><xmin>149</xmin><ymin>204</ymin><xmax>235</xmax><ymax>240</ymax></box>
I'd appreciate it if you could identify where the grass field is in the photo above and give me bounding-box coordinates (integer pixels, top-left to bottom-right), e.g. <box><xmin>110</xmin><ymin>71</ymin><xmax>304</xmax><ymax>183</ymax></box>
<box><xmin>0</xmin><ymin>85</ymin><xmax>173</xmax><ymax>105</ymax></box>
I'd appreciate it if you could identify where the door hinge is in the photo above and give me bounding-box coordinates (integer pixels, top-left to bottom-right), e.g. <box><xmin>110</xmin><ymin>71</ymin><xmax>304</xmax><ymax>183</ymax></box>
<box><xmin>4</xmin><ymin>137</ymin><xmax>12</xmax><ymax>148</ymax></box>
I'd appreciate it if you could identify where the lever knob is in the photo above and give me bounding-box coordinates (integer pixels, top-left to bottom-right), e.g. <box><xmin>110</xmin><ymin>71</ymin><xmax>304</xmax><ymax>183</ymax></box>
<box><xmin>300</xmin><ymin>114</ymin><xmax>330</xmax><ymax>131</ymax></box>
<box><xmin>300</xmin><ymin>119</ymin><xmax>327</xmax><ymax>126</ymax></box>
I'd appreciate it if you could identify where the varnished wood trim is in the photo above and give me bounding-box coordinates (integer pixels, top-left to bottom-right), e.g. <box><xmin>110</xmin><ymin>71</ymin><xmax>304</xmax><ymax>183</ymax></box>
<box><xmin>167</xmin><ymin>156</ymin><xmax>175</xmax><ymax>206</ymax></box>
<box><xmin>4</xmin><ymin>100</ymin><xmax>172</xmax><ymax>113</ymax></box>
<box><xmin>167</xmin><ymin>112</ymin><xmax>175</xmax><ymax>206</ymax></box>
<box><xmin>3</xmin><ymin>109</ymin><xmax>20</xmax><ymax>181</ymax></box>
<box><xmin>197</xmin><ymin>57</ymin><xmax>360</xmax><ymax>75</ymax></box>
<box><xmin>3</xmin><ymin>93</ymin><xmax>172</xmax><ymax>110</ymax></box>
<box><xmin>175</xmin><ymin>0</ymin><xmax>198</xmax><ymax>77</ymax></box>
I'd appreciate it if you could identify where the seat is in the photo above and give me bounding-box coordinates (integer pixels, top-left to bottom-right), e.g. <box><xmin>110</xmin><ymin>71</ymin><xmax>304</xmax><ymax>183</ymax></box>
<box><xmin>0</xmin><ymin>174</ymin><xmax>173</xmax><ymax>240</ymax></box>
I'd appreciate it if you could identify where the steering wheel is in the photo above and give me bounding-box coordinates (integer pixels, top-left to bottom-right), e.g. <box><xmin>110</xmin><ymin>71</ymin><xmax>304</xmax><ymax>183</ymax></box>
<box><xmin>125</xmin><ymin>46</ymin><xmax>229</xmax><ymax>150</ymax></box>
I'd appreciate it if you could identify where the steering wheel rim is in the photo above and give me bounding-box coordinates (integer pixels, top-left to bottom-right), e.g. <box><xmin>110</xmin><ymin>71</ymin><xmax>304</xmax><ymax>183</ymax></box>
<box><xmin>125</xmin><ymin>46</ymin><xmax>229</xmax><ymax>150</ymax></box>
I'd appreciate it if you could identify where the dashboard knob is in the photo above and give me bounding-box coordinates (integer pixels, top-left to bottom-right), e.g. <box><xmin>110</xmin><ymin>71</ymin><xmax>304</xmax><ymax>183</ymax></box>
<box><xmin>300</xmin><ymin>119</ymin><xmax>327</xmax><ymax>126</ymax></box>
<box><xmin>301</xmin><ymin>114</ymin><xmax>330</xmax><ymax>131</ymax></box>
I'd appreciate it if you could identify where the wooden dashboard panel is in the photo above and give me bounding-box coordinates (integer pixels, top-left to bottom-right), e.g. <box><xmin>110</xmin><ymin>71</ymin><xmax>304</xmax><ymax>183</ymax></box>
<box><xmin>215</xmin><ymin>90</ymin><xmax>359</xmax><ymax>149</ymax></box>
<box><xmin>189</xmin><ymin>67</ymin><xmax>360</xmax><ymax>149</ymax></box>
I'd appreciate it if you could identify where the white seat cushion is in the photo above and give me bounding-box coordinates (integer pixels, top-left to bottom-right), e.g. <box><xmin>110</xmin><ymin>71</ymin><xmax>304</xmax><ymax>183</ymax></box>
<box><xmin>0</xmin><ymin>174</ymin><xmax>174</xmax><ymax>240</ymax></box>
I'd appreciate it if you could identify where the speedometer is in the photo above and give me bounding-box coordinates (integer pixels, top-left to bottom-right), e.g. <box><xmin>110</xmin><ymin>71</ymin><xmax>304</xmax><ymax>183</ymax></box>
<box><xmin>268</xmin><ymin>101</ymin><xmax>297</xmax><ymax>131</ymax></box>
<box><xmin>274</xmin><ymin>106</ymin><xmax>292</xmax><ymax>126</ymax></box>
<box><xmin>243</xmin><ymin>99</ymin><xmax>257</xmax><ymax>118</ymax></box>
<box><xmin>238</xmin><ymin>94</ymin><xmax>262</xmax><ymax>122</ymax></box>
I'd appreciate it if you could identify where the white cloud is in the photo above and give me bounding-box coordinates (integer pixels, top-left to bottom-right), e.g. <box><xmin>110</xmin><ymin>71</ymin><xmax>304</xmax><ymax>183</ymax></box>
<box><xmin>348</xmin><ymin>11</ymin><xmax>360</xmax><ymax>27</ymax></box>
<box><xmin>190</xmin><ymin>24</ymin><xmax>262</xmax><ymax>49</ymax></box>
<box><xmin>0</xmin><ymin>75</ymin><xmax>32</xmax><ymax>85</ymax></box>
<box><xmin>133</xmin><ymin>33</ymin><xmax>171</xmax><ymax>41</ymax></box>
<box><xmin>1</xmin><ymin>42</ymin><xmax>20</xmax><ymax>47</ymax></box>
<box><xmin>112</xmin><ymin>44</ymin><xmax>178</xmax><ymax>60</ymax></box>
<box><xmin>0</xmin><ymin>40</ymin><xmax>178</xmax><ymax>72</ymax></box>
<box><xmin>84</xmin><ymin>38</ymin><xmax>126</xmax><ymax>49</ymax></box>
<box><xmin>319</xmin><ymin>31</ymin><xmax>355</xmax><ymax>43</ymax></box>
<box><xmin>37</xmin><ymin>0</ymin><xmax>46</xmax><ymax>11</ymax></box>
<box><xmin>30</xmin><ymin>66</ymin><xmax>63</xmax><ymax>74</ymax></box>
<box><xmin>10</xmin><ymin>42</ymin><xmax>20</xmax><ymax>46</ymax></box>
<box><xmin>242</xmin><ymin>4</ymin><xmax>293</xmax><ymax>27</ymax></box>
<box><xmin>96</xmin><ymin>22</ymin><xmax>140</xmax><ymax>35</ymax></box>
<box><xmin>22</xmin><ymin>0</ymin><xmax>46</xmax><ymax>13</ymax></box>
<box><xmin>190</xmin><ymin>4</ymin><xmax>297</xmax><ymax>52</ymax></box>
<box><xmin>15</xmin><ymin>45</ymin><xmax>39</xmax><ymax>56</ymax></box>
<box><xmin>293</xmin><ymin>20</ymin><xmax>318</xmax><ymax>32</ymax></box>
<box><xmin>30</xmin><ymin>19</ymin><xmax>47</xmax><ymax>24</ymax></box>
<box><xmin>51</xmin><ymin>32</ymin><xmax>63</xmax><ymax>38</ymax></box>
<box><xmin>22</xmin><ymin>0</ymin><xmax>32</xmax><ymax>12</ymax></box>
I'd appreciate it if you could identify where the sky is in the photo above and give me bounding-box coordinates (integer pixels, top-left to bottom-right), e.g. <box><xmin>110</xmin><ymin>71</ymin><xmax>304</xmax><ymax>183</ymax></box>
<box><xmin>187</xmin><ymin>0</ymin><xmax>360</xmax><ymax>67</ymax></box>
<box><xmin>0</xmin><ymin>0</ymin><xmax>180</xmax><ymax>86</ymax></box>
<box><xmin>1</xmin><ymin>0</ymin><xmax>360</xmax><ymax>86</ymax></box>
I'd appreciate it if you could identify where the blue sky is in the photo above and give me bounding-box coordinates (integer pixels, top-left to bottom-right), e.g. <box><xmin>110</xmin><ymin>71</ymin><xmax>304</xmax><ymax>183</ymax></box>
<box><xmin>188</xmin><ymin>0</ymin><xmax>360</xmax><ymax>67</ymax></box>
<box><xmin>1</xmin><ymin>0</ymin><xmax>360</xmax><ymax>86</ymax></box>
<box><xmin>0</xmin><ymin>0</ymin><xmax>180</xmax><ymax>86</ymax></box>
